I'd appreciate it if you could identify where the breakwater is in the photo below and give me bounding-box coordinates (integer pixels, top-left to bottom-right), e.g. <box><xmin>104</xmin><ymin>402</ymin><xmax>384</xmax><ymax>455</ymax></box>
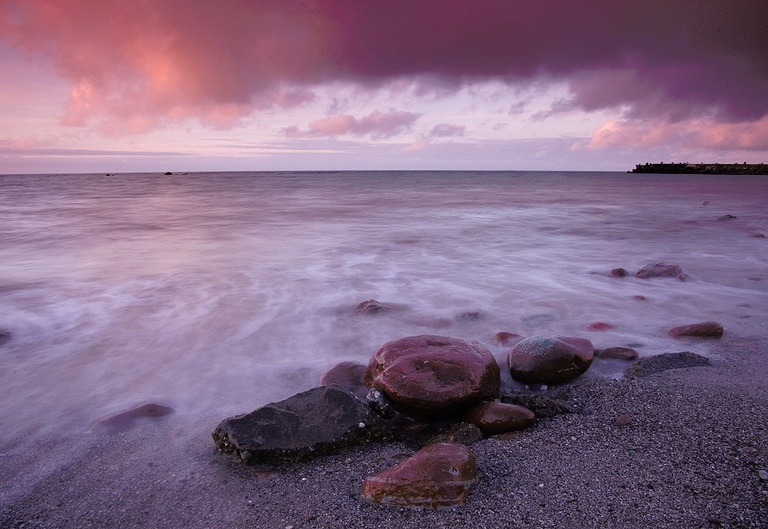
<box><xmin>630</xmin><ymin>163</ymin><xmax>768</xmax><ymax>175</ymax></box>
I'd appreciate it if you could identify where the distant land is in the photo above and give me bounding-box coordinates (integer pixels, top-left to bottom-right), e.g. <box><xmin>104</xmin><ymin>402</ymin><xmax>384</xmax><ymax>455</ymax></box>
<box><xmin>630</xmin><ymin>163</ymin><xmax>768</xmax><ymax>175</ymax></box>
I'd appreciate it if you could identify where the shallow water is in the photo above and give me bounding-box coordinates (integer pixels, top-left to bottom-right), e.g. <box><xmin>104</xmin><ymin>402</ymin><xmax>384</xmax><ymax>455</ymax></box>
<box><xmin>1</xmin><ymin>171</ymin><xmax>767</xmax><ymax>438</ymax></box>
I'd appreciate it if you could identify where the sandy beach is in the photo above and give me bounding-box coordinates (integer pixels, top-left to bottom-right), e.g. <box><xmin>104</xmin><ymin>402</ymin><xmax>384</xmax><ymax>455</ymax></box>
<box><xmin>2</xmin><ymin>335</ymin><xmax>766</xmax><ymax>529</ymax></box>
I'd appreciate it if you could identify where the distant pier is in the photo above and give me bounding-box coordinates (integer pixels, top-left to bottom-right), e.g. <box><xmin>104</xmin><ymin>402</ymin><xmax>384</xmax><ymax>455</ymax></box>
<box><xmin>630</xmin><ymin>163</ymin><xmax>768</xmax><ymax>175</ymax></box>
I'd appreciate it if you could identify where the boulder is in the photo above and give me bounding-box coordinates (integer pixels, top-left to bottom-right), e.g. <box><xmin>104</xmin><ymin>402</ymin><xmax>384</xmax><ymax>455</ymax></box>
<box><xmin>635</xmin><ymin>263</ymin><xmax>688</xmax><ymax>281</ymax></box>
<box><xmin>319</xmin><ymin>361</ymin><xmax>367</xmax><ymax>398</ymax></box>
<box><xmin>360</xmin><ymin>443</ymin><xmax>477</xmax><ymax>508</ymax></box>
<box><xmin>507</xmin><ymin>336</ymin><xmax>594</xmax><ymax>385</ymax></box>
<box><xmin>625</xmin><ymin>352</ymin><xmax>711</xmax><ymax>378</ymax></box>
<box><xmin>212</xmin><ymin>386</ymin><xmax>388</xmax><ymax>464</ymax></box>
<box><xmin>500</xmin><ymin>393</ymin><xmax>575</xmax><ymax>418</ymax></box>
<box><xmin>462</xmin><ymin>401</ymin><xmax>535</xmax><ymax>435</ymax></box>
<box><xmin>594</xmin><ymin>347</ymin><xmax>639</xmax><ymax>360</ymax></box>
<box><xmin>365</xmin><ymin>335</ymin><xmax>500</xmax><ymax>419</ymax></box>
<box><xmin>668</xmin><ymin>321</ymin><xmax>724</xmax><ymax>338</ymax></box>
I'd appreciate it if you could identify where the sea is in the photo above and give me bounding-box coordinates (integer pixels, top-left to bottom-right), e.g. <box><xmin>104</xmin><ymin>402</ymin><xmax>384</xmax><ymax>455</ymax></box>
<box><xmin>1</xmin><ymin>170</ymin><xmax>767</xmax><ymax>440</ymax></box>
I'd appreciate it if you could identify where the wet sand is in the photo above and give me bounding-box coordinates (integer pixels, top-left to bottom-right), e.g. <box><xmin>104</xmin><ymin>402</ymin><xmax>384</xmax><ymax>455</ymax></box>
<box><xmin>2</xmin><ymin>336</ymin><xmax>767</xmax><ymax>529</ymax></box>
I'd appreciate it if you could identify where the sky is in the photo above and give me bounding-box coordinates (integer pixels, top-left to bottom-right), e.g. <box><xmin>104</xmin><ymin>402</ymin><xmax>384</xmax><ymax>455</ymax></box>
<box><xmin>1</xmin><ymin>0</ymin><xmax>767</xmax><ymax>174</ymax></box>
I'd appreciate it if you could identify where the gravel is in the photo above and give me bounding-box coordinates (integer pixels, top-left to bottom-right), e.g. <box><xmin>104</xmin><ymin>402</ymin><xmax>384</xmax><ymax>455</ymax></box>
<box><xmin>2</xmin><ymin>336</ymin><xmax>767</xmax><ymax>528</ymax></box>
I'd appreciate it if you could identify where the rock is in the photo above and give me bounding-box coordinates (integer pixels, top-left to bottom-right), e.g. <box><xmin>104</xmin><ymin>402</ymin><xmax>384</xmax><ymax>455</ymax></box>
<box><xmin>594</xmin><ymin>347</ymin><xmax>639</xmax><ymax>360</ymax></box>
<box><xmin>759</xmin><ymin>470</ymin><xmax>768</xmax><ymax>481</ymax></box>
<box><xmin>0</xmin><ymin>330</ymin><xmax>10</xmax><ymax>346</ymax></box>
<box><xmin>588</xmin><ymin>322</ymin><xmax>614</xmax><ymax>331</ymax></box>
<box><xmin>632</xmin><ymin>295</ymin><xmax>647</xmax><ymax>301</ymax></box>
<box><xmin>500</xmin><ymin>393</ymin><xmax>575</xmax><ymax>418</ymax></box>
<box><xmin>615</xmin><ymin>414</ymin><xmax>633</xmax><ymax>427</ymax></box>
<box><xmin>365</xmin><ymin>335</ymin><xmax>500</xmax><ymax>419</ymax></box>
<box><xmin>212</xmin><ymin>386</ymin><xmax>388</xmax><ymax>464</ymax></box>
<box><xmin>94</xmin><ymin>403</ymin><xmax>174</xmax><ymax>433</ymax></box>
<box><xmin>456</xmin><ymin>311</ymin><xmax>483</xmax><ymax>322</ymax></box>
<box><xmin>716</xmin><ymin>214</ymin><xmax>737</xmax><ymax>221</ymax></box>
<box><xmin>635</xmin><ymin>263</ymin><xmax>689</xmax><ymax>281</ymax></box>
<box><xmin>319</xmin><ymin>361</ymin><xmax>367</xmax><ymax>398</ymax></box>
<box><xmin>668</xmin><ymin>321</ymin><xmax>724</xmax><ymax>338</ymax></box>
<box><xmin>462</xmin><ymin>401</ymin><xmax>535</xmax><ymax>435</ymax></box>
<box><xmin>492</xmin><ymin>332</ymin><xmax>522</xmax><ymax>346</ymax></box>
<box><xmin>355</xmin><ymin>299</ymin><xmax>390</xmax><ymax>315</ymax></box>
<box><xmin>625</xmin><ymin>352</ymin><xmax>711</xmax><ymax>378</ymax></box>
<box><xmin>507</xmin><ymin>336</ymin><xmax>594</xmax><ymax>385</ymax></box>
<box><xmin>424</xmin><ymin>422</ymin><xmax>484</xmax><ymax>446</ymax></box>
<box><xmin>610</xmin><ymin>267</ymin><xmax>629</xmax><ymax>278</ymax></box>
<box><xmin>164</xmin><ymin>171</ymin><xmax>173</xmax><ymax>175</ymax></box>
<box><xmin>360</xmin><ymin>443</ymin><xmax>477</xmax><ymax>508</ymax></box>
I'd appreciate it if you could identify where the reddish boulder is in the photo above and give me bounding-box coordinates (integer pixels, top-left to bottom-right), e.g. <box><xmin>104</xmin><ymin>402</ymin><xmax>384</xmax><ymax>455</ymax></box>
<box><xmin>668</xmin><ymin>321</ymin><xmax>724</xmax><ymax>338</ymax></box>
<box><xmin>635</xmin><ymin>263</ymin><xmax>688</xmax><ymax>281</ymax></box>
<box><xmin>319</xmin><ymin>361</ymin><xmax>367</xmax><ymax>398</ymax></box>
<box><xmin>594</xmin><ymin>347</ymin><xmax>638</xmax><ymax>360</ymax></box>
<box><xmin>507</xmin><ymin>336</ymin><xmax>594</xmax><ymax>385</ymax></box>
<box><xmin>462</xmin><ymin>401</ymin><xmax>535</xmax><ymax>435</ymax></box>
<box><xmin>361</xmin><ymin>442</ymin><xmax>477</xmax><ymax>508</ymax></box>
<box><xmin>365</xmin><ymin>335</ymin><xmax>500</xmax><ymax>419</ymax></box>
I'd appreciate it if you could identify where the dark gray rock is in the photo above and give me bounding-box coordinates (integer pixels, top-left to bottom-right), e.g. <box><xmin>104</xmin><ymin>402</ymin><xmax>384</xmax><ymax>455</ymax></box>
<box><xmin>0</xmin><ymin>330</ymin><xmax>10</xmax><ymax>346</ymax></box>
<box><xmin>625</xmin><ymin>352</ymin><xmax>711</xmax><ymax>378</ymax></box>
<box><xmin>635</xmin><ymin>263</ymin><xmax>689</xmax><ymax>281</ymax></box>
<box><xmin>500</xmin><ymin>393</ymin><xmax>575</xmax><ymax>418</ymax></box>
<box><xmin>212</xmin><ymin>386</ymin><xmax>388</xmax><ymax>464</ymax></box>
<box><xmin>94</xmin><ymin>403</ymin><xmax>174</xmax><ymax>433</ymax></box>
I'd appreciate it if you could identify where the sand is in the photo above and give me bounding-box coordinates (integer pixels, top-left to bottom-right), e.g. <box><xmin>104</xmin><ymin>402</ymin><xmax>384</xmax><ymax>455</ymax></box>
<box><xmin>2</xmin><ymin>336</ymin><xmax>767</xmax><ymax>529</ymax></box>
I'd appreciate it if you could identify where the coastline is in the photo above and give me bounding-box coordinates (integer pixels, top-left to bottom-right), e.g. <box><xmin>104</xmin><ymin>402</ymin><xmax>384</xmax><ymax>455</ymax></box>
<box><xmin>629</xmin><ymin>163</ymin><xmax>768</xmax><ymax>175</ymax></box>
<box><xmin>2</xmin><ymin>336</ymin><xmax>767</xmax><ymax>528</ymax></box>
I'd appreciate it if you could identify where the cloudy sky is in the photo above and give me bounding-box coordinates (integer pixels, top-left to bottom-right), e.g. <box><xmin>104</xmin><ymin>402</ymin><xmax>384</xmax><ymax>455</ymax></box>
<box><xmin>1</xmin><ymin>0</ymin><xmax>767</xmax><ymax>174</ymax></box>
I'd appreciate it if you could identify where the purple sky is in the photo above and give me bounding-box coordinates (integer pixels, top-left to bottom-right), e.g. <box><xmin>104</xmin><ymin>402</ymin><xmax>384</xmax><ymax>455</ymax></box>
<box><xmin>1</xmin><ymin>0</ymin><xmax>767</xmax><ymax>173</ymax></box>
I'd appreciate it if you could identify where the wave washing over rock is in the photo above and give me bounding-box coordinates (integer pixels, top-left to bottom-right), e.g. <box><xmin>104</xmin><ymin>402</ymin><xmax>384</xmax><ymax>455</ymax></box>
<box><xmin>1</xmin><ymin>171</ymin><xmax>768</xmax><ymax>526</ymax></box>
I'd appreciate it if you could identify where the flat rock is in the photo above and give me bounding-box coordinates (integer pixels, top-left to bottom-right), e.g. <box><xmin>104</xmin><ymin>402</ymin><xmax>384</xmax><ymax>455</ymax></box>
<box><xmin>594</xmin><ymin>347</ymin><xmax>639</xmax><ymax>360</ymax></box>
<box><xmin>635</xmin><ymin>263</ymin><xmax>689</xmax><ymax>281</ymax></box>
<box><xmin>625</xmin><ymin>352</ymin><xmax>711</xmax><ymax>378</ymax></box>
<box><xmin>365</xmin><ymin>335</ymin><xmax>500</xmax><ymax>419</ymax></box>
<box><xmin>668</xmin><ymin>321</ymin><xmax>724</xmax><ymax>338</ymax></box>
<box><xmin>94</xmin><ymin>403</ymin><xmax>174</xmax><ymax>433</ymax></box>
<box><xmin>462</xmin><ymin>401</ymin><xmax>536</xmax><ymax>435</ymax></box>
<box><xmin>319</xmin><ymin>361</ymin><xmax>367</xmax><ymax>398</ymax></box>
<box><xmin>212</xmin><ymin>386</ymin><xmax>388</xmax><ymax>464</ymax></box>
<box><xmin>507</xmin><ymin>336</ymin><xmax>594</xmax><ymax>385</ymax></box>
<box><xmin>500</xmin><ymin>393</ymin><xmax>575</xmax><ymax>418</ymax></box>
<box><xmin>360</xmin><ymin>442</ymin><xmax>477</xmax><ymax>508</ymax></box>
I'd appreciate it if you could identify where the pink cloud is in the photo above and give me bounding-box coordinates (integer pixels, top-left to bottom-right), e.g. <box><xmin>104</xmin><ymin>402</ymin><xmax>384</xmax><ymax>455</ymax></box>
<box><xmin>286</xmin><ymin>110</ymin><xmax>420</xmax><ymax>139</ymax></box>
<box><xmin>1</xmin><ymin>0</ymin><xmax>767</xmax><ymax>134</ymax></box>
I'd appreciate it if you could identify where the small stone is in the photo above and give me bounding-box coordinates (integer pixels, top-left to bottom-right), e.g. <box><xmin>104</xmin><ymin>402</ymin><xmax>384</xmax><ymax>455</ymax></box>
<box><xmin>610</xmin><ymin>267</ymin><xmax>629</xmax><ymax>278</ymax></box>
<box><xmin>759</xmin><ymin>470</ymin><xmax>768</xmax><ymax>481</ymax></box>
<box><xmin>716</xmin><ymin>214</ymin><xmax>737</xmax><ymax>221</ymax></box>
<box><xmin>594</xmin><ymin>347</ymin><xmax>639</xmax><ymax>360</ymax></box>
<box><xmin>668</xmin><ymin>321</ymin><xmax>724</xmax><ymax>338</ymax></box>
<box><xmin>426</xmin><ymin>422</ymin><xmax>484</xmax><ymax>446</ymax></box>
<box><xmin>615</xmin><ymin>414</ymin><xmax>633</xmax><ymax>427</ymax></box>
<box><xmin>588</xmin><ymin>322</ymin><xmax>614</xmax><ymax>331</ymax></box>
<box><xmin>462</xmin><ymin>401</ymin><xmax>536</xmax><ymax>435</ymax></box>
<box><xmin>355</xmin><ymin>299</ymin><xmax>390</xmax><ymax>315</ymax></box>
<box><xmin>492</xmin><ymin>332</ymin><xmax>522</xmax><ymax>345</ymax></box>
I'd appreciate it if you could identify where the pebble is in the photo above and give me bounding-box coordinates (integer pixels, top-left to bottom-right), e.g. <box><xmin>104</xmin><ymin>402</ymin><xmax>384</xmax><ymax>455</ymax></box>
<box><xmin>759</xmin><ymin>470</ymin><xmax>768</xmax><ymax>481</ymax></box>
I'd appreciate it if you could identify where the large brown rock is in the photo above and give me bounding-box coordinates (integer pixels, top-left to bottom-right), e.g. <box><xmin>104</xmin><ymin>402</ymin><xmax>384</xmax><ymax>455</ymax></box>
<box><xmin>462</xmin><ymin>401</ymin><xmax>536</xmax><ymax>435</ymax></box>
<box><xmin>365</xmin><ymin>335</ymin><xmax>501</xmax><ymax>419</ymax></box>
<box><xmin>668</xmin><ymin>321</ymin><xmax>724</xmax><ymax>338</ymax></box>
<box><xmin>507</xmin><ymin>336</ymin><xmax>594</xmax><ymax>385</ymax></box>
<box><xmin>212</xmin><ymin>386</ymin><xmax>388</xmax><ymax>464</ymax></box>
<box><xmin>360</xmin><ymin>442</ymin><xmax>477</xmax><ymax>508</ymax></box>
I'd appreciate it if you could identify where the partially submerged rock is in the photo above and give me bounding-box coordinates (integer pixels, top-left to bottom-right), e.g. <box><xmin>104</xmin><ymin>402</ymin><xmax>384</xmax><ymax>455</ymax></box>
<box><xmin>507</xmin><ymin>336</ymin><xmax>594</xmax><ymax>385</ymax></box>
<box><xmin>462</xmin><ymin>401</ymin><xmax>536</xmax><ymax>435</ymax></box>
<box><xmin>668</xmin><ymin>321</ymin><xmax>724</xmax><ymax>338</ymax></box>
<box><xmin>365</xmin><ymin>335</ymin><xmax>500</xmax><ymax>419</ymax></box>
<box><xmin>361</xmin><ymin>442</ymin><xmax>477</xmax><ymax>508</ymax></box>
<box><xmin>594</xmin><ymin>347</ymin><xmax>639</xmax><ymax>360</ymax></box>
<box><xmin>635</xmin><ymin>263</ymin><xmax>689</xmax><ymax>281</ymax></box>
<box><xmin>625</xmin><ymin>352</ymin><xmax>711</xmax><ymax>378</ymax></box>
<box><xmin>319</xmin><ymin>361</ymin><xmax>367</xmax><ymax>398</ymax></box>
<box><xmin>94</xmin><ymin>403</ymin><xmax>174</xmax><ymax>433</ymax></box>
<box><xmin>212</xmin><ymin>386</ymin><xmax>388</xmax><ymax>464</ymax></box>
<box><xmin>491</xmin><ymin>331</ymin><xmax>522</xmax><ymax>346</ymax></box>
<box><xmin>355</xmin><ymin>299</ymin><xmax>390</xmax><ymax>315</ymax></box>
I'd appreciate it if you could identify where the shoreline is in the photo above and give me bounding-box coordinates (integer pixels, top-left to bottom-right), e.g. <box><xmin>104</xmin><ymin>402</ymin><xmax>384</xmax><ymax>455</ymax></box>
<box><xmin>2</xmin><ymin>336</ymin><xmax>767</xmax><ymax>528</ymax></box>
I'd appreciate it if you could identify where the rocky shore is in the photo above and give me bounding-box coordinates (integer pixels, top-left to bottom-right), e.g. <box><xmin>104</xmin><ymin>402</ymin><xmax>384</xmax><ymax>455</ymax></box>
<box><xmin>2</xmin><ymin>333</ymin><xmax>766</xmax><ymax>528</ymax></box>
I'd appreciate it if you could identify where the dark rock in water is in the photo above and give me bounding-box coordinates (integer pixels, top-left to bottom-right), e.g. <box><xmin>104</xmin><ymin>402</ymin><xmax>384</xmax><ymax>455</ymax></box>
<box><xmin>355</xmin><ymin>299</ymin><xmax>390</xmax><ymax>315</ymax></box>
<box><xmin>588</xmin><ymin>322</ymin><xmax>614</xmax><ymax>331</ymax></box>
<box><xmin>212</xmin><ymin>386</ymin><xmax>388</xmax><ymax>464</ymax></box>
<box><xmin>462</xmin><ymin>401</ymin><xmax>536</xmax><ymax>435</ymax></box>
<box><xmin>507</xmin><ymin>336</ymin><xmax>594</xmax><ymax>385</ymax></box>
<box><xmin>500</xmin><ymin>393</ymin><xmax>575</xmax><ymax>418</ymax></box>
<box><xmin>319</xmin><ymin>361</ymin><xmax>367</xmax><ymax>398</ymax></box>
<box><xmin>0</xmin><ymin>330</ymin><xmax>11</xmax><ymax>346</ymax></box>
<box><xmin>94</xmin><ymin>403</ymin><xmax>174</xmax><ymax>433</ymax></box>
<box><xmin>625</xmin><ymin>352</ymin><xmax>711</xmax><ymax>378</ymax></box>
<box><xmin>635</xmin><ymin>263</ymin><xmax>689</xmax><ymax>281</ymax></box>
<box><xmin>164</xmin><ymin>171</ymin><xmax>173</xmax><ymax>175</ymax></box>
<box><xmin>610</xmin><ymin>267</ymin><xmax>629</xmax><ymax>278</ymax></box>
<box><xmin>668</xmin><ymin>321</ymin><xmax>724</xmax><ymax>338</ymax></box>
<box><xmin>365</xmin><ymin>335</ymin><xmax>500</xmax><ymax>419</ymax></box>
<box><xmin>424</xmin><ymin>422</ymin><xmax>484</xmax><ymax>446</ymax></box>
<box><xmin>717</xmin><ymin>214</ymin><xmax>737</xmax><ymax>221</ymax></box>
<box><xmin>360</xmin><ymin>442</ymin><xmax>477</xmax><ymax>508</ymax></box>
<box><xmin>456</xmin><ymin>311</ymin><xmax>483</xmax><ymax>322</ymax></box>
<box><xmin>594</xmin><ymin>347</ymin><xmax>639</xmax><ymax>360</ymax></box>
<box><xmin>492</xmin><ymin>331</ymin><xmax>522</xmax><ymax>346</ymax></box>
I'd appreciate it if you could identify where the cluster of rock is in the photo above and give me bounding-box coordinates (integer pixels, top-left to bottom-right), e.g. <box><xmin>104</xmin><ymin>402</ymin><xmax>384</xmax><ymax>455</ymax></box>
<box><xmin>610</xmin><ymin>262</ymin><xmax>689</xmax><ymax>281</ymax></box>
<box><xmin>213</xmin><ymin>266</ymin><xmax>724</xmax><ymax>508</ymax></box>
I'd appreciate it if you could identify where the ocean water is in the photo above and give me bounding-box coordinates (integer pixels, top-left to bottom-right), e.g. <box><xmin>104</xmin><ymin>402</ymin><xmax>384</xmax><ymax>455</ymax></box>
<box><xmin>1</xmin><ymin>170</ymin><xmax>767</xmax><ymax>439</ymax></box>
